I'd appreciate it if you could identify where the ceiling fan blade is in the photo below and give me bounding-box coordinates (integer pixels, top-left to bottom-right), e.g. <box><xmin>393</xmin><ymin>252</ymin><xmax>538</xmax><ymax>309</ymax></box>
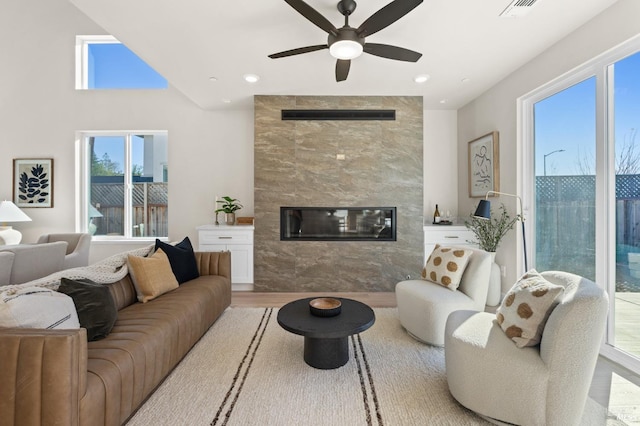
<box><xmin>356</xmin><ymin>0</ymin><xmax>423</xmax><ymax>38</ymax></box>
<box><xmin>285</xmin><ymin>0</ymin><xmax>338</xmax><ymax>35</ymax></box>
<box><xmin>336</xmin><ymin>59</ymin><xmax>350</xmax><ymax>82</ymax></box>
<box><xmin>269</xmin><ymin>44</ymin><xmax>328</xmax><ymax>59</ymax></box>
<box><xmin>363</xmin><ymin>43</ymin><xmax>422</xmax><ymax>62</ymax></box>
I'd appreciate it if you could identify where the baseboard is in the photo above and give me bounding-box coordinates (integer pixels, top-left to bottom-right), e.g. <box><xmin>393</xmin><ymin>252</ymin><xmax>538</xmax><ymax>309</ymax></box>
<box><xmin>232</xmin><ymin>283</ymin><xmax>254</xmax><ymax>291</ymax></box>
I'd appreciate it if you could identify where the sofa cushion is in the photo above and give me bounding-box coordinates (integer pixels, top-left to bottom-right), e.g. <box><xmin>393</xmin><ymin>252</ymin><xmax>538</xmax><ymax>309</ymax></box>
<box><xmin>496</xmin><ymin>269</ymin><xmax>565</xmax><ymax>348</ymax></box>
<box><xmin>0</xmin><ymin>252</ymin><xmax>14</xmax><ymax>285</ymax></box>
<box><xmin>127</xmin><ymin>248</ymin><xmax>179</xmax><ymax>303</ymax></box>
<box><xmin>0</xmin><ymin>286</ymin><xmax>80</xmax><ymax>329</ymax></box>
<box><xmin>155</xmin><ymin>237</ymin><xmax>199</xmax><ymax>284</ymax></box>
<box><xmin>421</xmin><ymin>244</ymin><xmax>473</xmax><ymax>291</ymax></box>
<box><xmin>58</xmin><ymin>278</ymin><xmax>117</xmax><ymax>341</ymax></box>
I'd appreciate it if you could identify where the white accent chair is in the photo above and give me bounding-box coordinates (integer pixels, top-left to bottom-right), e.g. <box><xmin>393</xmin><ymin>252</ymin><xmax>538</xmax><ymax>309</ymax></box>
<box><xmin>37</xmin><ymin>233</ymin><xmax>91</xmax><ymax>269</ymax></box>
<box><xmin>445</xmin><ymin>271</ymin><xmax>608</xmax><ymax>426</ymax></box>
<box><xmin>395</xmin><ymin>247</ymin><xmax>492</xmax><ymax>346</ymax></box>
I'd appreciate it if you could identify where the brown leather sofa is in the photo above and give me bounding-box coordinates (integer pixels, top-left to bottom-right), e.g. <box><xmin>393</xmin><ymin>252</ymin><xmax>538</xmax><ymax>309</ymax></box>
<box><xmin>0</xmin><ymin>251</ymin><xmax>231</xmax><ymax>426</ymax></box>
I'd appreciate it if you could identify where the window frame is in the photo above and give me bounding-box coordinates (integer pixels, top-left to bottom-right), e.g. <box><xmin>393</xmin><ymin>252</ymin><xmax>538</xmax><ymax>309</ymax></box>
<box><xmin>75</xmin><ymin>35</ymin><xmax>167</xmax><ymax>90</ymax></box>
<box><xmin>75</xmin><ymin>35</ymin><xmax>117</xmax><ymax>90</ymax></box>
<box><xmin>76</xmin><ymin>130</ymin><xmax>169</xmax><ymax>242</ymax></box>
<box><xmin>519</xmin><ymin>34</ymin><xmax>640</xmax><ymax>374</ymax></box>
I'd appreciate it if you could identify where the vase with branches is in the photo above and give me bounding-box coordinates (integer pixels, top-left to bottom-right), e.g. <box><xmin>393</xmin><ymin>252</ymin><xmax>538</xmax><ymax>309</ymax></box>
<box><xmin>464</xmin><ymin>203</ymin><xmax>519</xmax><ymax>252</ymax></box>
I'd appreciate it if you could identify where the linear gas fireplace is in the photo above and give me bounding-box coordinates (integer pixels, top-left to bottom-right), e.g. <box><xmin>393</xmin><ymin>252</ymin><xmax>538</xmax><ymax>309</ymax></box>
<box><xmin>280</xmin><ymin>207</ymin><xmax>396</xmax><ymax>241</ymax></box>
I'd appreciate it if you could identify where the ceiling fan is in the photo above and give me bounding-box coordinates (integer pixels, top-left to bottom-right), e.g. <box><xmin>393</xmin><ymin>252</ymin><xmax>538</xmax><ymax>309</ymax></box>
<box><xmin>269</xmin><ymin>0</ymin><xmax>423</xmax><ymax>82</ymax></box>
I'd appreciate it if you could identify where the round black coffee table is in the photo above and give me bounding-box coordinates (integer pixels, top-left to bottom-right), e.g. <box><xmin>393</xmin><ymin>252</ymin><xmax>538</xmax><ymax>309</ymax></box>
<box><xmin>277</xmin><ymin>297</ymin><xmax>375</xmax><ymax>369</ymax></box>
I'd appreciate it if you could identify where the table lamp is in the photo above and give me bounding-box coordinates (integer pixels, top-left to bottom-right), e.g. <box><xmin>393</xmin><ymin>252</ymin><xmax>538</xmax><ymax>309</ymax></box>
<box><xmin>473</xmin><ymin>191</ymin><xmax>528</xmax><ymax>271</ymax></box>
<box><xmin>0</xmin><ymin>200</ymin><xmax>32</xmax><ymax>245</ymax></box>
<box><xmin>88</xmin><ymin>204</ymin><xmax>103</xmax><ymax>235</ymax></box>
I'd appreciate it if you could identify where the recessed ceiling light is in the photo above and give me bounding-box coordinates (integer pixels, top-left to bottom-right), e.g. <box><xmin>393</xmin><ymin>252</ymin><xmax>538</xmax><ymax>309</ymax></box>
<box><xmin>243</xmin><ymin>74</ymin><xmax>260</xmax><ymax>83</ymax></box>
<box><xmin>440</xmin><ymin>99</ymin><xmax>447</xmax><ymax>104</ymax></box>
<box><xmin>461</xmin><ymin>78</ymin><xmax>471</xmax><ymax>84</ymax></box>
<box><xmin>209</xmin><ymin>76</ymin><xmax>218</xmax><ymax>82</ymax></box>
<box><xmin>222</xmin><ymin>99</ymin><xmax>232</xmax><ymax>104</ymax></box>
<box><xmin>414</xmin><ymin>74</ymin><xmax>430</xmax><ymax>83</ymax></box>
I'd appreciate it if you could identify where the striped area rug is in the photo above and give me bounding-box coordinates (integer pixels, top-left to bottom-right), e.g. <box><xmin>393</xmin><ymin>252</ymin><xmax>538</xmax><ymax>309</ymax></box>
<box><xmin>126</xmin><ymin>308</ymin><xmax>618</xmax><ymax>426</ymax></box>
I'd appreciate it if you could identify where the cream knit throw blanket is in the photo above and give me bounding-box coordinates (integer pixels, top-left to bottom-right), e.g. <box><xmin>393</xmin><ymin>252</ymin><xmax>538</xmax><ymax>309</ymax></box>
<box><xmin>0</xmin><ymin>244</ymin><xmax>154</xmax><ymax>296</ymax></box>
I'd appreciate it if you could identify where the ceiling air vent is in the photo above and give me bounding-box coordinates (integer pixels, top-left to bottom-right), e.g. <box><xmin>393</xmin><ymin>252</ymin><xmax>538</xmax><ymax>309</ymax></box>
<box><xmin>499</xmin><ymin>0</ymin><xmax>538</xmax><ymax>18</ymax></box>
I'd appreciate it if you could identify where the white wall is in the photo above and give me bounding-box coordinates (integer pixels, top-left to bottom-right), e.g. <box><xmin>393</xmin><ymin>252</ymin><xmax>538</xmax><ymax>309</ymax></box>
<box><xmin>1</xmin><ymin>0</ymin><xmax>459</xmax><ymax>265</ymax></box>
<box><xmin>424</xmin><ymin>110</ymin><xmax>458</xmax><ymax>221</ymax></box>
<box><xmin>457</xmin><ymin>0</ymin><xmax>640</xmax><ymax>293</ymax></box>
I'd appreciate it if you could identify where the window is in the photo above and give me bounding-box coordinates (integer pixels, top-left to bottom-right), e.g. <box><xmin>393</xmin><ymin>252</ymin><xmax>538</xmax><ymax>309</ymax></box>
<box><xmin>522</xmin><ymin>35</ymin><xmax>640</xmax><ymax>374</ymax></box>
<box><xmin>75</xmin><ymin>35</ymin><xmax>167</xmax><ymax>90</ymax></box>
<box><xmin>78</xmin><ymin>131</ymin><xmax>168</xmax><ymax>239</ymax></box>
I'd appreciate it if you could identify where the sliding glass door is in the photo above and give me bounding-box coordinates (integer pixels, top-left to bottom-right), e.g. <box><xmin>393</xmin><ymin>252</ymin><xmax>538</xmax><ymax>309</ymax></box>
<box><xmin>611</xmin><ymin>52</ymin><xmax>640</xmax><ymax>361</ymax></box>
<box><xmin>524</xmin><ymin>40</ymin><xmax>640</xmax><ymax>373</ymax></box>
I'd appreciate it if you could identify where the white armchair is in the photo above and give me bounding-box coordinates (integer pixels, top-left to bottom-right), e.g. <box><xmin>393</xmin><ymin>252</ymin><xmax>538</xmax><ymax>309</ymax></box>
<box><xmin>395</xmin><ymin>246</ymin><xmax>492</xmax><ymax>346</ymax></box>
<box><xmin>444</xmin><ymin>271</ymin><xmax>608</xmax><ymax>426</ymax></box>
<box><xmin>37</xmin><ymin>233</ymin><xmax>91</xmax><ymax>269</ymax></box>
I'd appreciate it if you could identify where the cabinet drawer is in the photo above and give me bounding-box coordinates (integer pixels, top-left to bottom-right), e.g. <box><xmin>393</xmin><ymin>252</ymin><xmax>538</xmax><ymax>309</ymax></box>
<box><xmin>199</xmin><ymin>231</ymin><xmax>253</xmax><ymax>245</ymax></box>
<box><xmin>424</xmin><ymin>230</ymin><xmax>475</xmax><ymax>245</ymax></box>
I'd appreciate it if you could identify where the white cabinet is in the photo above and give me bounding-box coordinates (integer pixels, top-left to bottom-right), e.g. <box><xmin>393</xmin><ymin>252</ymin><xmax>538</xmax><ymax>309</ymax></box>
<box><xmin>197</xmin><ymin>225</ymin><xmax>254</xmax><ymax>289</ymax></box>
<box><xmin>423</xmin><ymin>225</ymin><xmax>477</xmax><ymax>264</ymax></box>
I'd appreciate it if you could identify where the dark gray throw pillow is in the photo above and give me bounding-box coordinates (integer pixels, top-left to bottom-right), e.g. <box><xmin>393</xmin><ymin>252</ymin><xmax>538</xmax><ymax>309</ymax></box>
<box><xmin>155</xmin><ymin>237</ymin><xmax>200</xmax><ymax>284</ymax></box>
<box><xmin>58</xmin><ymin>278</ymin><xmax>117</xmax><ymax>341</ymax></box>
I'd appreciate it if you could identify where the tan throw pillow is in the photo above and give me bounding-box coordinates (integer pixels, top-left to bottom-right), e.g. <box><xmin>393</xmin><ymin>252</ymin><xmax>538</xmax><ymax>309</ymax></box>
<box><xmin>496</xmin><ymin>269</ymin><xmax>564</xmax><ymax>348</ymax></box>
<box><xmin>421</xmin><ymin>244</ymin><xmax>473</xmax><ymax>291</ymax></box>
<box><xmin>127</xmin><ymin>248</ymin><xmax>179</xmax><ymax>303</ymax></box>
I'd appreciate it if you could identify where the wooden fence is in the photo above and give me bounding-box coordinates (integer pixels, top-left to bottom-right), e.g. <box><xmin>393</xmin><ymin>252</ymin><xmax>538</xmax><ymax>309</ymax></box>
<box><xmin>535</xmin><ymin>175</ymin><xmax>640</xmax><ymax>285</ymax></box>
<box><xmin>91</xmin><ymin>182</ymin><xmax>168</xmax><ymax>237</ymax></box>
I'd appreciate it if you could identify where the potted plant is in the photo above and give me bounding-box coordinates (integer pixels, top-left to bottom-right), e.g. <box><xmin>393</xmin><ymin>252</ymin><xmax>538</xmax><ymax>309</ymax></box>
<box><xmin>215</xmin><ymin>196</ymin><xmax>243</xmax><ymax>225</ymax></box>
<box><xmin>464</xmin><ymin>203</ymin><xmax>519</xmax><ymax>253</ymax></box>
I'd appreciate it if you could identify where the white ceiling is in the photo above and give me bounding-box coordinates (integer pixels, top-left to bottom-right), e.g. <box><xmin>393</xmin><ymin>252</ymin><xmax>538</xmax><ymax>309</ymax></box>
<box><xmin>69</xmin><ymin>0</ymin><xmax>618</xmax><ymax>111</ymax></box>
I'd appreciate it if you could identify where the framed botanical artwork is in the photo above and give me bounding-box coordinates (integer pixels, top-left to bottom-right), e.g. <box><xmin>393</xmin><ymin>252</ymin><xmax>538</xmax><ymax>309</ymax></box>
<box><xmin>13</xmin><ymin>158</ymin><xmax>54</xmax><ymax>207</ymax></box>
<box><xmin>468</xmin><ymin>132</ymin><xmax>499</xmax><ymax>198</ymax></box>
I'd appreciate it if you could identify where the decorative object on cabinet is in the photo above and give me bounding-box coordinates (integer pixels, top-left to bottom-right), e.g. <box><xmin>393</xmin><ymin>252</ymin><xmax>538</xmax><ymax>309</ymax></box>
<box><xmin>465</xmin><ymin>203</ymin><xmax>518</xmax><ymax>253</ymax></box>
<box><xmin>197</xmin><ymin>224</ymin><xmax>254</xmax><ymax>289</ymax></box>
<box><xmin>237</xmin><ymin>216</ymin><xmax>255</xmax><ymax>225</ymax></box>
<box><xmin>215</xmin><ymin>196</ymin><xmax>243</xmax><ymax>225</ymax></box>
<box><xmin>0</xmin><ymin>200</ymin><xmax>32</xmax><ymax>245</ymax></box>
<box><xmin>472</xmin><ymin>191</ymin><xmax>528</xmax><ymax>271</ymax></box>
<box><xmin>468</xmin><ymin>132</ymin><xmax>499</xmax><ymax>198</ymax></box>
<box><xmin>13</xmin><ymin>158</ymin><xmax>53</xmax><ymax>207</ymax></box>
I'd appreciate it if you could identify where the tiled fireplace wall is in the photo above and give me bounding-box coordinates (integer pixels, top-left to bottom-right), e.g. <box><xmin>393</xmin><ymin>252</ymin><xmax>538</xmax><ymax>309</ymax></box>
<box><xmin>254</xmin><ymin>95</ymin><xmax>423</xmax><ymax>292</ymax></box>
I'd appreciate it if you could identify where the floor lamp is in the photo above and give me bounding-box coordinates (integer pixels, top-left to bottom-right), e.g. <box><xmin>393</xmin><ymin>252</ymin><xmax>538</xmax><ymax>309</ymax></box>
<box><xmin>473</xmin><ymin>191</ymin><xmax>528</xmax><ymax>271</ymax></box>
<box><xmin>0</xmin><ymin>200</ymin><xmax>32</xmax><ymax>245</ymax></box>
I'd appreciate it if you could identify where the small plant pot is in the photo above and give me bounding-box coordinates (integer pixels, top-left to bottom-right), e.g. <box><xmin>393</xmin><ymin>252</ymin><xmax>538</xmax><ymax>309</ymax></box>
<box><xmin>225</xmin><ymin>213</ymin><xmax>236</xmax><ymax>226</ymax></box>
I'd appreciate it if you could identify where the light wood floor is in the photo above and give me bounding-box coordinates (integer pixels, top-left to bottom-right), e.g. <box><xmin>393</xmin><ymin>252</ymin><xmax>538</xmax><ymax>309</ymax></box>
<box><xmin>232</xmin><ymin>291</ymin><xmax>640</xmax><ymax>424</ymax></box>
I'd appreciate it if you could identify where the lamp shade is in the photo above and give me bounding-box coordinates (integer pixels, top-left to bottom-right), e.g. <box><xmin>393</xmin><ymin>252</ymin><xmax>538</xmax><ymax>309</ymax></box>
<box><xmin>89</xmin><ymin>205</ymin><xmax>103</xmax><ymax>218</ymax></box>
<box><xmin>473</xmin><ymin>199</ymin><xmax>491</xmax><ymax>220</ymax></box>
<box><xmin>0</xmin><ymin>201</ymin><xmax>32</xmax><ymax>223</ymax></box>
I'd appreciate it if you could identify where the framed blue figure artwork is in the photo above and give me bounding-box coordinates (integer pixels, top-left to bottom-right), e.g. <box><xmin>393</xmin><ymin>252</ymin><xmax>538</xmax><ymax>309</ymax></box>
<box><xmin>13</xmin><ymin>158</ymin><xmax>54</xmax><ymax>208</ymax></box>
<box><xmin>468</xmin><ymin>132</ymin><xmax>500</xmax><ymax>198</ymax></box>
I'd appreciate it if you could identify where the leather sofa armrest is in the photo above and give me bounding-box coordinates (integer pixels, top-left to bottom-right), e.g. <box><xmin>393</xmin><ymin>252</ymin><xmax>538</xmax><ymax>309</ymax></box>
<box><xmin>194</xmin><ymin>251</ymin><xmax>232</xmax><ymax>280</ymax></box>
<box><xmin>0</xmin><ymin>327</ymin><xmax>87</xmax><ymax>426</ymax></box>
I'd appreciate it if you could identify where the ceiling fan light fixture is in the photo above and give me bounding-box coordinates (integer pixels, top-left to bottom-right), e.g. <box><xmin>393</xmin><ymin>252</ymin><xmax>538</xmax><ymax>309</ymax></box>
<box><xmin>329</xmin><ymin>40</ymin><xmax>363</xmax><ymax>60</ymax></box>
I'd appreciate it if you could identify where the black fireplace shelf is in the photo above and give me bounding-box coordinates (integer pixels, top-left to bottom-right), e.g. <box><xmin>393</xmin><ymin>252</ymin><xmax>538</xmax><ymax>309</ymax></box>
<box><xmin>280</xmin><ymin>207</ymin><xmax>396</xmax><ymax>242</ymax></box>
